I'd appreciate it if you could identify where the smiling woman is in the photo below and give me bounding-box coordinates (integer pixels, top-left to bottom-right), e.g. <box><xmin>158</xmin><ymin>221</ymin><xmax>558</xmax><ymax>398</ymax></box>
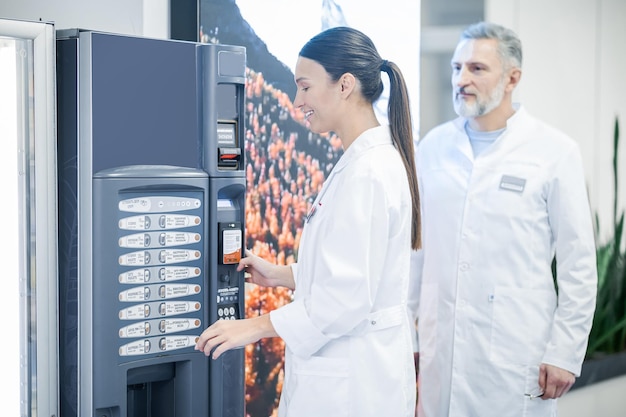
<box><xmin>197</xmin><ymin>2</ymin><xmax>421</xmax><ymax>415</ymax></box>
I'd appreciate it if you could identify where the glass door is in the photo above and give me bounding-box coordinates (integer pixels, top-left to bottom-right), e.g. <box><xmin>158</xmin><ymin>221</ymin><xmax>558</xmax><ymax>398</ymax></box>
<box><xmin>0</xmin><ymin>18</ymin><xmax>58</xmax><ymax>417</ymax></box>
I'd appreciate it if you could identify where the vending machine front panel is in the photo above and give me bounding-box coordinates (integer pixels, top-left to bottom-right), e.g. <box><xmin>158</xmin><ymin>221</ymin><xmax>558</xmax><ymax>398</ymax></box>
<box><xmin>56</xmin><ymin>29</ymin><xmax>247</xmax><ymax>417</ymax></box>
<box><xmin>92</xmin><ymin>166</ymin><xmax>210</xmax><ymax>417</ymax></box>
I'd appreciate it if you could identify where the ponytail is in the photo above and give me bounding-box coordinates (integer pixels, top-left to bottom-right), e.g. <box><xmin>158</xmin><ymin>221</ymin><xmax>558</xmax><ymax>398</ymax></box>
<box><xmin>382</xmin><ymin>61</ymin><xmax>421</xmax><ymax>250</ymax></box>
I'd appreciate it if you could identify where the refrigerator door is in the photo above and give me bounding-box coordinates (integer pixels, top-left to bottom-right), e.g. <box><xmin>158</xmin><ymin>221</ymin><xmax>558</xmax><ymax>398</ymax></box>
<box><xmin>0</xmin><ymin>18</ymin><xmax>58</xmax><ymax>417</ymax></box>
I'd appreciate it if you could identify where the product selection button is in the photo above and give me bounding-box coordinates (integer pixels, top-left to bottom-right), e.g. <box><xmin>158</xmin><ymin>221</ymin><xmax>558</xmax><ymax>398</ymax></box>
<box><xmin>158</xmin><ymin>249</ymin><xmax>201</xmax><ymax>264</ymax></box>
<box><xmin>158</xmin><ymin>232</ymin><xmax>201</xmax><ymax>247</ymax></box>
<box><xmin>158</xmin><ymin>301</ymin><xmax>201</xmax><ymax>317</ymax></box>
<box><xmin>119</xmin><ymin>215</ymin><xmax>151</xmax><ymax>230</ymax></box>
<box><xmin>158</xmin><ymin>266</ymin><xmax>201</xmax><ymax>282</ymax></box>
<box><xmin>119</xmin><ymin>251</ymin><xmax>151</xmax><ymax>266</ymax></box>
<box><xmin>158</xmin><ymin>318</ymin><xmax>201</xmax><ymax>334</ymax></box>
<box><xmin>119</xmin><ymin>321</ymin><xmax>152</xmax><ymax>338</ymax></box>
<box><xmin>119</xmin><ymin>304</ymin><xmax>151</xmax><ymax>320</ymax></box>
<box><xmin>157</xmin><ymin>284</ymin><xmax>201</xmax><ymax>299</ymax></box>
<box><xmin>156</xmin><ymin>335</ymin><xmax>199</xmax><ymax>352</ymax></box>
<box><xmin>119</xmin><ymin>233</ymin><xmax>151</xmax><ymax>248</ymax></box>
<box><xmin>118</xmin><ymin>339</ymin><xmax>153</xmax><ymax>356</ymax></box>
<box><xmin>119</xmin><ymin>268</ymin><xmax>151</xmax><ymax>284</ymax></box>
<box><xmin>119</xmin><ymin>286</ymin><xmax>151</xmax><ymax>302</ymax></box>
<box><xmin>158</xmin><ymin>214</ymin><xmax>201</xmax><ymax>229</ymax></box>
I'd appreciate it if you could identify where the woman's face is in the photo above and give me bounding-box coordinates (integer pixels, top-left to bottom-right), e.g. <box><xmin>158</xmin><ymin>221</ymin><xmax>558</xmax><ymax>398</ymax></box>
<box><xmin>293</xmin><ymin>56</ymin><xmax>342</xmax><ymax>134</ymax></box>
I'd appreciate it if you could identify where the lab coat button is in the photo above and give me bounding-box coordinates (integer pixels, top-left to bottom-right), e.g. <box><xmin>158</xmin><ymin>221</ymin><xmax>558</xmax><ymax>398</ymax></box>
<box><xmin>459</xmin><ymin>262</ymin><xmax>469</xmax><ymax>271</ymax></box>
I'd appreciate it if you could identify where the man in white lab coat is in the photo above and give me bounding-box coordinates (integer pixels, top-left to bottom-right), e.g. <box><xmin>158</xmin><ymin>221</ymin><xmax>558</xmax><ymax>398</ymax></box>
<box><xmin>412</xmin><ymin>21</ymin><xmax>598</xmax><ymax>417</ymax></box>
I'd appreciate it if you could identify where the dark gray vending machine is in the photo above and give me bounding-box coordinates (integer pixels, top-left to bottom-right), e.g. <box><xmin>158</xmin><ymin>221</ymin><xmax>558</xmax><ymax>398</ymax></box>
<box><xmin>56</xmin><ymin>30</ymin><xmax>246</xmax><ymax>417</ymax></box>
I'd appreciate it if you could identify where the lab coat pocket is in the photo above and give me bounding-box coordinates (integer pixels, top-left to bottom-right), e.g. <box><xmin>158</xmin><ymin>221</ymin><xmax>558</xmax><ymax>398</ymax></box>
<box><xmin>287</xmin><ymin>355</ymin><xmax>350</xmax><ymax>417</ymax></box>
<box><xmin>489</xmin><ymin>287</ymin><xmax>556</xmax><ymax>365</ymax></box>
<box><xmin>523</xmin><ymin>365</ymin><xmax>558</xmax><ymax>416</ymax></box>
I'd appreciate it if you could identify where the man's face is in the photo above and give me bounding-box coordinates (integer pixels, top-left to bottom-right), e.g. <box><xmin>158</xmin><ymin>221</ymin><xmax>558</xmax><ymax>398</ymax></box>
<box><xmin>451</xmin><ymin>38</ymin><xmax>508</xmax><ymax>118</ymax></box>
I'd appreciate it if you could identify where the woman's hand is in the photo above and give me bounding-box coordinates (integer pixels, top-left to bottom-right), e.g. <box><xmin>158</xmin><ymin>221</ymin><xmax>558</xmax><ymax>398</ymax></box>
<box><xmin>195</xmin><ymin>314</ymin><xmax>277</xmax><ymax>359</ymax></box>
<box><xmin>237</xmin><ymin>249</ymin><xmax>295</xmax><ymax>290</ymax></box>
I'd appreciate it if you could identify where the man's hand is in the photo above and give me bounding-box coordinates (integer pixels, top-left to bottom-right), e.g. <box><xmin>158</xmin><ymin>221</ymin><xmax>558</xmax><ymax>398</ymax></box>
<box><xmin>538</xmin><ymin>363</ymin><xmax>575</xmax><ymax>399</ymax></box>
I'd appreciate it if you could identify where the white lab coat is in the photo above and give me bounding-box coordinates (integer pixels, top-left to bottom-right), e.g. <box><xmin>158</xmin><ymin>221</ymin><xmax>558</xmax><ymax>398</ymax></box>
<box><xmin>413</xmin><ymin>106</ymin><xmax>597</xmax><ymax>417</ymax></box>
<box><xmin>270</xmin><ymin>125</ymin><xmax>416</xmax><ymax>417</ymax></box>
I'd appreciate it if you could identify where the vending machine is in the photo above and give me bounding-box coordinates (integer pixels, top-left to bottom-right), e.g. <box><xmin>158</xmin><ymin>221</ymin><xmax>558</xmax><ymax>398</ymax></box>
<box><xmin>56</xmin><ymin>30</ymin><xmax>246</xmax><ymax>417</ymax></box>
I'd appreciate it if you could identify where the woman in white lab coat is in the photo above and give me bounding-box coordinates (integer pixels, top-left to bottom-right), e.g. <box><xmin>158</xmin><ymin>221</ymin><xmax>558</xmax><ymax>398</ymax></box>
<box><xmin>195</xmin><ymin>26</ymin><xmax>421</xmax><ymax>417</ymax></box>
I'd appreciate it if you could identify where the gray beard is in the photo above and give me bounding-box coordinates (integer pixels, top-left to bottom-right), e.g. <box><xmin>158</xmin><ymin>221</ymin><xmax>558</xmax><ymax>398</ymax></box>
<box><xmin>453</xmin><ymin>79</ymin><xmax>506</xmax><ymax>118</ymax></box>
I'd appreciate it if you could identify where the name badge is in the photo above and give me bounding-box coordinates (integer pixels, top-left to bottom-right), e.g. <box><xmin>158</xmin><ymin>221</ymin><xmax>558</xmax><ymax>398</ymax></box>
<box><xmin>499</xmin><ymin>175</ymin><xmax>526</xmax><ymax>193</ymax></box>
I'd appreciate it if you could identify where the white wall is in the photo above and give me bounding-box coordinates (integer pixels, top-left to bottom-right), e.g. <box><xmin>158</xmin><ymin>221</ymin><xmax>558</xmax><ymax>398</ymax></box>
<box><xmin>0</xmin><ymin>0</ymin><xmax>169</xmax><ymax>39</ymax></box>
<box><xmin>487</xmin><ymin>0</ymin><xmax>626</xmax><ymax>243</ymax></box>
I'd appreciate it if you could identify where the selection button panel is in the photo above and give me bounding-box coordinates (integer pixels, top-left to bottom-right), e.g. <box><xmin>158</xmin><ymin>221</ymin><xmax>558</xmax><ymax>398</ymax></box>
<box><xmin>116</xmin><ymin>193</ymin><xmax>204</xmax><ymax>359</ymax></box>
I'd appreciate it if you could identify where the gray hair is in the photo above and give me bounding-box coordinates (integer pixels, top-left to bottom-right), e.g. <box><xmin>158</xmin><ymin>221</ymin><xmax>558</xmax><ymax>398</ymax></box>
<box><xmin>461</xmin><ymin>22</ymin><xmax>522</xmax><ymax>70</ymax></box>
